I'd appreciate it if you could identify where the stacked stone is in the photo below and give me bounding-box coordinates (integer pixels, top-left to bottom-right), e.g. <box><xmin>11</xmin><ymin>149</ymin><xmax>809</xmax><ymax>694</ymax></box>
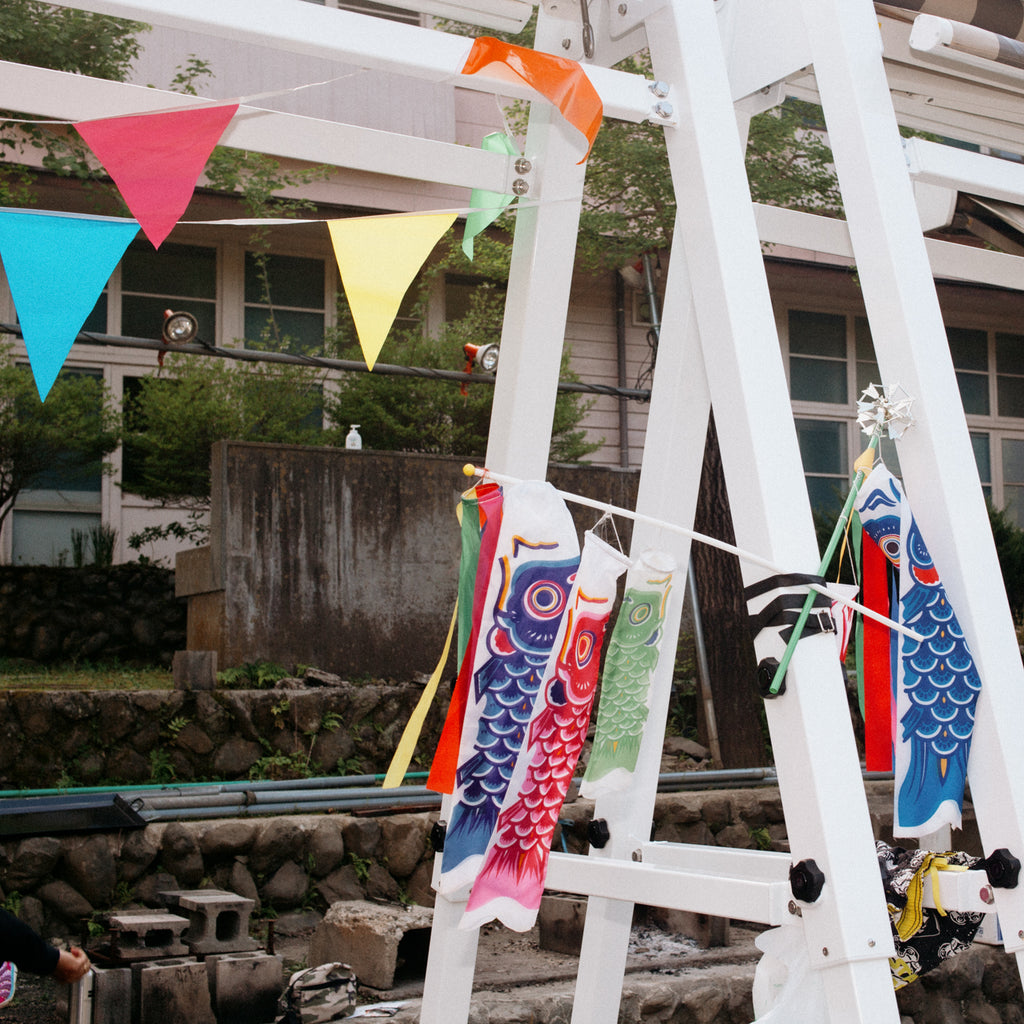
<box><xmin>0</xmin><ymin>565</ymin><xmax>185</xmax><ymax>665</ymax></box>
<box><xmin>0</xmin><ymin>680</ymin><xmax>440</xmax><ymax>789</ymax></box>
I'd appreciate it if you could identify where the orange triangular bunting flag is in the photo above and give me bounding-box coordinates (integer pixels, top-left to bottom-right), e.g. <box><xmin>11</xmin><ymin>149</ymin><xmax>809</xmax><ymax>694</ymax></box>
<box><xmin>461</xmin><ymin>38</ymin><xmax>602</xmax><ymax>161</ymax></box>
<box><xmin>75</xmin><ymin>104</ymin><xmax>239</xmax><ymax>249</ymax></box>
<box><xmin>327</xmin><ymin>212</ymin><xmax>457</xmax><ymax>369</ymax></box>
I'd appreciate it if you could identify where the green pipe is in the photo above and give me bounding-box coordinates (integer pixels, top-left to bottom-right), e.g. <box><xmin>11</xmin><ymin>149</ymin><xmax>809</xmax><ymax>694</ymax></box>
<box><xmin>0</xmin><ymin>771</ymin><xmax>430</xmax><ymax>800</ymax></box>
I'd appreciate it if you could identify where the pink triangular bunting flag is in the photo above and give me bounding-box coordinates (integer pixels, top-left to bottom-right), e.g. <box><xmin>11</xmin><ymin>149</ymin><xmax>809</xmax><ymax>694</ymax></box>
<box><xmin>75</xmin><ymin>104</ymin><xmax>238</xmax><ymax>249</ymax></box>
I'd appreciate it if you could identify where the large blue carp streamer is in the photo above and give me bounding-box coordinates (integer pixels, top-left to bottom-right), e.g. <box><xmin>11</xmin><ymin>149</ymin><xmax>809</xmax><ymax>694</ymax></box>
<box><xmin>580</xmin><ymin>551</ymin><xmax>676</xmax><ymax>798</ymax></box>
<box><xmin>438</xmin><ymin>480</ymin><xmax>580</xmax><ymax>894</ymax></box>
<box><xmin>855</xmin><ymin>464</ymin><xmax>981</xmax><ymax>837</ymax></box>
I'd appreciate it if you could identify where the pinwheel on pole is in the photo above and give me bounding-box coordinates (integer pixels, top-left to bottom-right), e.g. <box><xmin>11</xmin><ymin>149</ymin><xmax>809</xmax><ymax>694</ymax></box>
<box><xmin>757</xmin><ymin>383</ymin><xmax>916</xmax><ymax>697</ymax></box>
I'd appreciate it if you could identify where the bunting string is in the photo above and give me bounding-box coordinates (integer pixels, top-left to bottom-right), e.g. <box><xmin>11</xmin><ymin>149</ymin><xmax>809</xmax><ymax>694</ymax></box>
<box><xmin>462</xmin><ymin>464</ymin><xmax>925</xmax><ymax>643</ymax></box>
<box><xmin>0</xmin><ymin>40</ymin><xmax>601</xmax><ymax>396</ymax></box>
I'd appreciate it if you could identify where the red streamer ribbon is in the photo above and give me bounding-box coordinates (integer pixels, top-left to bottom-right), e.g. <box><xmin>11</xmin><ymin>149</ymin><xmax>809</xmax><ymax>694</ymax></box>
<box><xmin>863</xmin><ymin>534</ymin><xmax>894</xmax><ymax>771</ymax></box>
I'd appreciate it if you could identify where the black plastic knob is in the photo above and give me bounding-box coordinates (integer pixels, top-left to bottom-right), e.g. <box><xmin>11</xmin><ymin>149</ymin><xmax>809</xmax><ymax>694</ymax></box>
<box><xmin>982</xmin><ymin>848</ymin><xmax>1021</xmax><ymax>889</ymax></box>
<box><xmin>790</xmin><ymin>858</ymin><xmax>826</xmax><ymax>903</ymax></box>
<box><xmin>429</xmin><ymin>819</ymin><xmax>447</xmax><ymax>853</ymax></box>
<box><xmin>757</xmin><ymin>658</ymin><xmax>785</xmax><ymax>699</ymax></box>
<box><xmin>588</xmin><ymin>818</ymin><xmax>611</xmax><ymax>849</ymax></box>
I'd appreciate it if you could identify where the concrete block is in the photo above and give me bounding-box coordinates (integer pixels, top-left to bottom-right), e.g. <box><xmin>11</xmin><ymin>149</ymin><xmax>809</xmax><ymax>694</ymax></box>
<box><xmin>91</xmin><ymin>965</ymin><xmax>132</xmax><ymax>1024</ymax></box>
<box><xmin>107</xmin><ymin>910</ymin><xmax>190</xmax><ymax>960</ymax></box>
<box><xmin>538</xmin><ymin>894</ymin><xmax>587</xmax><ymax>956</ymax></box>
<box><xmin>206</xmin><ymin>951</ymin><xmax>285</xmax><ymax>1024</ymax></box>
<box><xmin>643</xmin><ymin>905</ymin><xmax>731</xmax><ymax>948</ymax></box>
<box><xmin>173</xmin><ymin>650</ymin><xmax>218</xmax><ymax>691</ymax></box>
<box><xmin>133</xmin><ymin>957</ymin><xmax>215</xmax><ymax>1024</ymax></box>
<box><xmin>310</xmin><ymin>900</ymin><xmax>433</xmax><ymax>991</ymax></box>
<box><xmin>160</xmin><ymin>888</ymin><xmax>259</xmax><ymax>954</ymax></box>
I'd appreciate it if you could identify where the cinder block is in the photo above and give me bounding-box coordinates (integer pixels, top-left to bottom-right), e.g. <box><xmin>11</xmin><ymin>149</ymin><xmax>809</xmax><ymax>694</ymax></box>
<box><xmin>107</xmin><ymin>910</ymin><xmax>190</xmax><ymax>960</ymax></box>
<box><xmin>173</xmin><ymin>650</ymin><xmax>218</xmax><ymax>691</ymax></box>
<box><xmin>310</xmin><ymin>900</ymin><xmax>433</xmax><ymax>991</ymax></box>
<box><xmin>206</xmin><ymin>951</ymin><xmax>285</xmax><ymax>1024</ymax></box>
<box><xmin>91</xmin><ymin>965</ymin><xmax>132</xmax><ymax>1024</ymax></box>
<box><xmin>133</xmin><ymin>957</ymin><xmax>215</xmax><ymax>1024</ymax></box>
<box><xmin>538</xmin><ymin>894</ymin><xmax>587</xmax><ymax>956</ymax></box>
<box><xmin>160</xmin><ymin>889</ymin><xmax>259</xmax><ymax>954</ymax></box>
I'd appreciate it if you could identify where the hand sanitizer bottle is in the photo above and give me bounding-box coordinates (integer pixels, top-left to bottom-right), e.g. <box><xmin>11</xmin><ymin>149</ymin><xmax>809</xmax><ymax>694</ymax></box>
<box><xmin>345</xmin><ymin>424</ymin><xmax>362</xmax><ymax>450</ymax></box>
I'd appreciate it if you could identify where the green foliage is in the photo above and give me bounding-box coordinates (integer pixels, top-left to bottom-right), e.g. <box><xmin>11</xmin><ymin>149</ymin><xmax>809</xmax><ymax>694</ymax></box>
<box><xmin>248</xmin><ymin>749</ymin><xmax>319</xmax><ymax>781</ymax></box>
<box><xmin>0</xmin><ymin>2</ymin><xmax>148</xmax><ymax>207</ymax></box>
<box><xmin>217</xmin><ymin>660</ymin><xmax>289</xmax><ymax>689</ymax></box>
<box><xmin>987</xmin><ymin>502</ymin><xmax>1024</xmax><ymax>622</ymax></box>
<box><xmin>749</xmin><ymin>826</ymin><xmax>773</xmax><ymax>851</ymax></box>
<box><xmin>122</xmin><ymin>355</ymin><xmax>327</xmax><ymax>502</ymax></box>
<box><xmin>0</xmin><ymin>2</ymin><xmax>146</xmax><ymax>80</ymax></box>
<box><xmin>71</xmin><ymin>524</ymin><xmax>118</xmax><ymax>567</ymax></box>
<box><xmin>0</xmin><ymin>346</ymin><xmax>122</xmax><ymax>534</ymax></box>
<box><xmin>324</xmin><ymin>233</ymin><xmax>599</xmax><ymax>464</ymax></box>
<box><xmin>164</xmin><ymin>716</ymin><xmax>191</xmax><ymax>741</ymax></box>
<box><xmin>128</xmin><ymin>511</ymin><xmax>210</xmax><ymax>565</ymax></box>
<box><xmin>149</xmin><ymin>747</ymin><xmax>176</xmax><ymax>785</ymax></box>
<box><xmin>346</xmin><ymin>853</ymin><xmax>371</xmax><ymax>884</ymax></box>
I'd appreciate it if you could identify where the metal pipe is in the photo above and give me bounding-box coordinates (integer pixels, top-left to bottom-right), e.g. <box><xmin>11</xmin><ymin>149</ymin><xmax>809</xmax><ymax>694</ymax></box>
<box><xmin>614</xmin><ymin>270</ymin><xmax>631</xmax><ymax>468</ymax></box>
<box><xmin>0</xmin><ymin>772</ymin><xmax>429</xmax><ymax>800</ymax></box>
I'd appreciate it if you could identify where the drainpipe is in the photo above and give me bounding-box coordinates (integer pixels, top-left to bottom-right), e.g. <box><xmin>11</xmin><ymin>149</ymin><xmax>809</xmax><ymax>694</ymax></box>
<box><xmin>615</xmin><ymin>271</ymin><xmax>631</xmax><ymax>468</ymax></box>
<box><xmin>638</xmin><ymin>253</ymin><xmax>722</xmax><ymax>765</ymax></box>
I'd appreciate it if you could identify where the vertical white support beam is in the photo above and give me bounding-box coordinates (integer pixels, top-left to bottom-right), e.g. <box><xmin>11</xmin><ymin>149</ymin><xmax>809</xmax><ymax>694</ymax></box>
<box><xmin>484</xmin><ymin>102</ymin><xmax>589</xmax><ymax>479</ymax></box>
<box><xmin>640</xmin><ymin>1</ymin><xmax>900</xmax><ymax>1021</ymax></box>
<box><xmin>799</xmin><ymin>0</ymin><xmax>1024</xmax><ymax>965</ymax></box>
<box><xmin>571</xmin><ymin>227</ymin><xmax>709</xmax><ymax>1024</ymax></box>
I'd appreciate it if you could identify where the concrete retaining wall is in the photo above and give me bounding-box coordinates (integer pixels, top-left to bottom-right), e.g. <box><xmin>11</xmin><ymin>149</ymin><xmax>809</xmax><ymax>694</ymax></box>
<box><xmin>177</xmin><ymin>443</ymin><xmax>640</xmax><ymax>679</ymax></box>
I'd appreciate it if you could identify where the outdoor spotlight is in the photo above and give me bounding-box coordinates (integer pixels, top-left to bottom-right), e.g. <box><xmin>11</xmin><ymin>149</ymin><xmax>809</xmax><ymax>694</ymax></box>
<box><xmin>464</xmin><ymin>342</ymin><xmax>500</xmax><ymax>373</ymax></box>
<box><xmin>162</xmin><ymin>309</ymin><xmax>199</xmax><ymax>345</ymax></box>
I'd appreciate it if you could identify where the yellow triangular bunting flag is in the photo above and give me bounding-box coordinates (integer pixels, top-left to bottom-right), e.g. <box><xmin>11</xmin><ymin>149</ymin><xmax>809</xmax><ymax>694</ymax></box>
<box><xmin>328</xmin><ymin>212</ymin><xmax>457</xmax><ymax>369</ymax></box>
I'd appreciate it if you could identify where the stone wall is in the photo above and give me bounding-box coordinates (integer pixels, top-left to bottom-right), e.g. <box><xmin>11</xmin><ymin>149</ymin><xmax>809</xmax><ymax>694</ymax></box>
<box><xmin>0</xmin><ymin>788</ymin><xmax>1017</xmax><ymax>1023</ymax></box>
<box><xmin>0</xmin><ymin>564</ymin><xmax>185</xmax><ymax>666</ymax></box>
<box><xmin>0</xmin><ymin>684</ymin><xmax>441</xmax><ymax>790</ymax></box>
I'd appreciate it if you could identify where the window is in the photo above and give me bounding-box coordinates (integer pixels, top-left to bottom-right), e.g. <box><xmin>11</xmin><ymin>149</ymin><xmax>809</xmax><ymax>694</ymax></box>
<box><xmin>795</xmin><ymin>419</ymin><xmax>848</xmax><ymax>515</ymax></box>
<box><xmin>12</xmin><ymin>367</ymin><xmax>105</xmax><ymax>566</ymax></box>
<box><xmin>1003</xmin><ymin>438</ymin><xmax>1024</xmax><ymax>527</ymax></box>
<box><xmin>787</xmin><ymin>305</ymin><xmax>1024</xmax><ymax>522</ymax></box>
<box><xmin>788</xmin><ymin>310</ymin><xmax>847</xmax><ymax>404</ymax></box>
<box><xmin>947</xmin><ymin>326</ymin><xmax>989</xmax><ymax>415</ymax></box>
<box><xmin>244</xmin><ymin>252</ymin><xmax>326</xmax><ymax>354</ymax></box>
<box><xmin>996</xmin><ymin>332</ymin><xmax>1024</xmax><ymax>418</ymax></box>
<box><xmin>122</xmin><ymin>241</ymin><xmax>217</xmax><ymax>343</ymax></box>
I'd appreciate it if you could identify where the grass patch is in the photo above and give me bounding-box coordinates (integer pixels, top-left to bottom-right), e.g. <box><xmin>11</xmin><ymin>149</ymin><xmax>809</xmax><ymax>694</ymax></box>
<box><xmin>0</xmin><ymin>659</ymin><xmax>173</xmax><ymax>691</ymax></box>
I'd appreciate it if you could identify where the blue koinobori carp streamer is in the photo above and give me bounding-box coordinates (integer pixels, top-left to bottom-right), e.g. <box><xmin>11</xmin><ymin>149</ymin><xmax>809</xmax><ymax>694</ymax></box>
<box><xmin>854</xmin><ymin>463</ymin><xmax>982</xmax><ymax>837</ymax></box>
<box><xmin>580</xmin><ymin>550</ymin><xmax>676</xmax><ymax>799</ymax></box>
<box><xmin>461</xmin><ymin>531</ymin><xmax>630</xmax><ymax>931</ymax></box>
<box><xmin>437</xmin><ymin>480</ymin><xmax>581</xmax><ymax>895</ymax></box>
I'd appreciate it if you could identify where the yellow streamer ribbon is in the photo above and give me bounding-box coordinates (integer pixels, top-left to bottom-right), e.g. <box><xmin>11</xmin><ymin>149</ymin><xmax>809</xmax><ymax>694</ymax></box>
<box><xmin>381</xmin><ymin>602</ymin><xmax>458</xmax><ymax>789</ymax></box>
<box><xmin>894</xmin><ymin>854</ymin><xmax>969</xmax><ymax>940</ymax></box>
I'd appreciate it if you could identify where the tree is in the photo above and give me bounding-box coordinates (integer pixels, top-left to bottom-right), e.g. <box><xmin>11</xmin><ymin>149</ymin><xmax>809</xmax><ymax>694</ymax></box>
<box><xmin>0</xmin><ymin>2</ymin><xmax>148</xmax><ymax>206</ymax></box>
<box><xmin>322</xmin><ymin>230</ymin><xmax>600</xmax><ymax>464</ymax></box>
<box><xmin>0</xmin><ymin>344</ymin><xmax>122</xmax><ymax>533</ymax></box>
<box><xmin>122</xmin><ymin>355</ymin><xmax>328</xmax><ymax>503</ymax></box>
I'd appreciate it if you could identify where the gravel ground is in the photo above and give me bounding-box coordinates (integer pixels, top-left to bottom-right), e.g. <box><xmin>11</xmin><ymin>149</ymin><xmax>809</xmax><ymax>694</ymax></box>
<box><xmin>1</xmin><ymin>970</ymin><xmax>63</xmax><ymax>1024</ymax></box>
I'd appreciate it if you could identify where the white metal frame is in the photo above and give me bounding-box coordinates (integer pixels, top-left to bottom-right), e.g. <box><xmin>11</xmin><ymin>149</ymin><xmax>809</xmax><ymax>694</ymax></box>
<box><xmin>8</xmin><ymin>1</ymin><xmax>1024</xmax><ymax>1021</ymax></box>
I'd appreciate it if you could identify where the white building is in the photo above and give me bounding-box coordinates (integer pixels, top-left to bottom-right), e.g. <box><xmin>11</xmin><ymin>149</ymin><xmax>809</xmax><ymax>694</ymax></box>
<box><xmin>2</xmin><ymin>0</ymin><xmax>1023</xmax><ymax>566</ymax></box>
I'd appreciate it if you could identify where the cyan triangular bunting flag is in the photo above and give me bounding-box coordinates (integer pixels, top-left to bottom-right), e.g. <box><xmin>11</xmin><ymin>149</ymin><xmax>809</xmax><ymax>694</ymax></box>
<box><xmin>75</xmin><ymin>104</ymin><xmax>238</xmax><ymax>249</ymax></box>
<box><xmin>0</xmin><ymin>208</ymin><xmax>138</xmax><ymax>400</ymax></box>
<box><xmin>462</xmin><ymin>132</ymin><xmax>518</xmax><ymax>261</ymax></box>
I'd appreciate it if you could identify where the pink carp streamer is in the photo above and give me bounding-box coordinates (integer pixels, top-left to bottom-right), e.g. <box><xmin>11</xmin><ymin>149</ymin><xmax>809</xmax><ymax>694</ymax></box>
<box><xmin>461</xmin><ymin>532</ymin><xmax>629</xmax><ymax>931</ymax></box>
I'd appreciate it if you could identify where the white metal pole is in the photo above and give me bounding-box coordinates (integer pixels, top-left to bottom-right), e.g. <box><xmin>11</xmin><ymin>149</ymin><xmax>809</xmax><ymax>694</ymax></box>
<box><xmin>800</xmin><ymin>0</ymin><xmax>1024</xmax><ymax>976</ymax></box>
